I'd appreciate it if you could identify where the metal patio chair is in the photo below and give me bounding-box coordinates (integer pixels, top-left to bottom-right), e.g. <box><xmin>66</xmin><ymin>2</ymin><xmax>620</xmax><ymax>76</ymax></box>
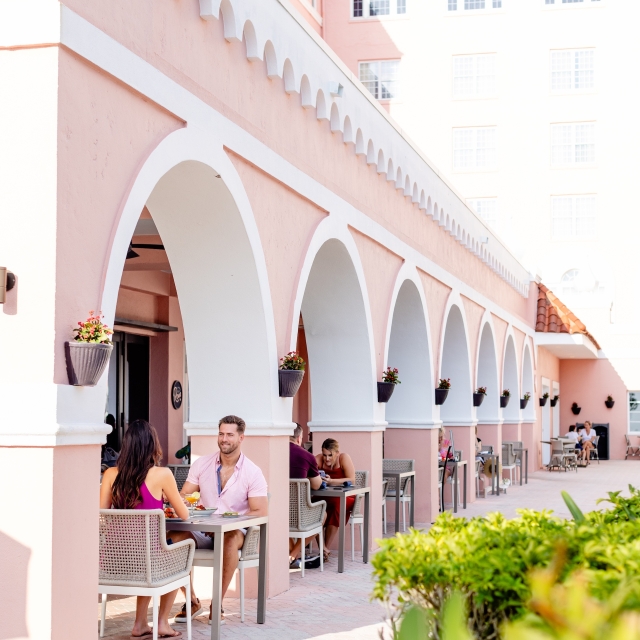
<box><xmin>383</xmin><ymin>458</ymin><xmax>414</xmax><ymax>531</ymax></box>
<box><xmin>626</xmin><ymin>434</ymin><xmax>640</xmax><ymax>459</ymax></box>
<box><xmin>349</xmin><ymin>470</ymin><xmax>369</xmax><ymax>561</ymax></box>
<box><xmin>289</xmin><ymin>479</ymin><xmax>326</xmax><ymax>577</ymax></box>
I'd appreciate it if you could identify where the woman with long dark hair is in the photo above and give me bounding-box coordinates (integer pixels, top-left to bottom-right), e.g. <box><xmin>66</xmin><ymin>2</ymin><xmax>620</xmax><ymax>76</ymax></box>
<box><xmin>100</xmin><ymin>420</ymin><xmax>188</xmax><ymax>638</ymax></box>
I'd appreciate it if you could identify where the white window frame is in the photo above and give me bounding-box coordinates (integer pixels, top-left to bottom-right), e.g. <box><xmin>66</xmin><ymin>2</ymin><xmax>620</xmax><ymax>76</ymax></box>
<box><xmin>447</xmin><ymin>0</ymin><xmax>504</xmax><ymax>15</ymax></box>
<box><xmin>453</xmin><ymin>126</ymin><xmax>497</xmax><ymax>172</ymax></box>
<box><xmin>551</xmin><ymin>122</ymin><xmax>596</xmax><ymax>167</ymax></box>
<box><xmin>544</xmin><ymin>0</ymin><xmax>602</xmax><ymax>8</ymax></box>
<box><xmin>629</xmin><ymin>392</ymin><xmax>640</xmax><ymax>434</ymax></box>
<box><xmin>352</xmin><ymin>0</ymin><xmax>407</xmax><ymax>19</ymax></box>
<box><xmin>550</xmin><ymin>48</ymin><xmax>595</xmax><ymax>94</ymax></box>
<box><xmin>452</xmin><ymin>53</ymin><xmax>497</xmax><ymax>99</ymax></box>
<box><xmin>467</xmin><ymin>197</ymin><xmax>499</xmax><ymax>226</ymax></box>
<box><xmin>358</xmin><ymin>59</ymin><xmax>401</xmax><ymax>101</ymax></box>
<box><xmin>550</xmin><ymin>195</ymin><xmax>597</xmax><ymax>240</ymax></box>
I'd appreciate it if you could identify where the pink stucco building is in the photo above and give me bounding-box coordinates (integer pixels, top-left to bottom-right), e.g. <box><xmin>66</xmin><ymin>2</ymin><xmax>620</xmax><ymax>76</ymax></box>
<box><xmin>0</xmin><ymin>1</ymin><xmax>629</xmax><ymax>638</ymax></box>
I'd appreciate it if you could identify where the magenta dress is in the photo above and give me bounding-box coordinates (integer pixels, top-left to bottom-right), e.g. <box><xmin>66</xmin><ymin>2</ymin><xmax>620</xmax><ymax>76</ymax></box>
<box><xmin>135</xmin><ymin>483</ymin><xmax>163</xmax><ymax>509</ymax></box>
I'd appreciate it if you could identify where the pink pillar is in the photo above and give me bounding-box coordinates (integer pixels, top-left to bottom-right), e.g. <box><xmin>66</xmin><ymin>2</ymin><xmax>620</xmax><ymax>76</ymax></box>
<box><xmin>384</xmin><ymin>428</ymin><xmax>439</xmax><ymax>525</ymax></box>
<box><xmin>520</xmin><ymin>422</ymin><xmax>537</xmax><ymax>472</ymax></box>
<box><xmin>312</xmin><ymin>430</ymin><xmax>383</xmax><ymax>552</ymax></box>
<box><xmin>502</xmin><ymin>421</ymin><xmax>522</xmax><ymax>443</ymax></box>
<box><xmin>447</xmin><ymin>425</ymin><xmax>476</xmax><ymax>504</ymax></box>
<box><xmin>476</xmin><ymin>422</ymin><xmax>502</xmax><ymax>454</ymax></box>
<box><xmin>191</xmin><ymin>435</ymin><xmax>289</xmax><ymax>598</ymax></box>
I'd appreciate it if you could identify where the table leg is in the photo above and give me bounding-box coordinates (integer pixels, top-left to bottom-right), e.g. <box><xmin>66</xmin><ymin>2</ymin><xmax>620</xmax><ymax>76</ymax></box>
<box><xmin>525</xmin><ymin>450</ymin><xmax>529</xmax><ymax>484</ymax></box>
<box><xmin>409</xmin><ymin>475</ymin><xmax>415</xmax><ymax>528</ymax></box>
<box><xmin>496</xmin><ymin>455</ymin><xmax>500</xmax><ymax>496</ymax></box>
<box><xmin>440</xmin><ymin>469</ymin><xmax>445</xmax><ymax>513</ymax></box>
<box><xmin>463</xmin><ymin>464</ymin><xmax>467</xmax><ymax>509</ymax></box>
<box><xmin>338</xmin><ymin>493</ymin><xmax>346</xmax><ymax>573</ymax></box>
<box><xmin>210</xmin><ymin>532</ymin><xmax>223</xmax><ymax>640</ymax></box>
<box><xmin>453</xmin><ymin>463</ymin><xmax>458</xmax><ymax>514</ymax></box>
<box><xmin>395</xmin><ymin>475</ymin><xmax>401</xmax><ymax>533</ymax></box>
<box><xmin>520</xmin><ymin>452</ymin><xmax>523</xmax><ymax>486</ymax></box>
<box><xmin>363</xmin><ymin>491</ymin><xmax>370</xmax><ymax>564</ymax></box>
<box><xmin>257</xmin><ymin>523</ymin><xmax>267</xmax><ymax>624</ymax></box>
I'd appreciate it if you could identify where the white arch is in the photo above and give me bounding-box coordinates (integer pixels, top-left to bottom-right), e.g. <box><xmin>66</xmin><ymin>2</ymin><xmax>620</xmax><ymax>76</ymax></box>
<box><xmin>395</xmin><ymin>166</ymin><xmax>403</xmax><ymax>190</ymax></box>
<box><xmin>316</xmin><ymin>89</ymin><xmax>328</xmax><ymax>120</ymax></box>
<box><xmin>355</xmin><ymin>128</ymin><xmax>366</xmax><ymax>156</ymax></box>
<box><xmin>377</xmin><ymin>149</ymin><xmax>386</xmax><ymax>174</ymax></box>
<box><xmin>366</xmin><ymin>139</ymin><xmax>376</xmax><ymax>165</ymax></box>
<box><xmin>263</xmin><ymin>40</ymin><xmax>278</xmax><ymax>79</ymax></box>
<box><xmin>101</xmin><ymin>127</ymin><xmax>284</xmax><ymax>433</ymax></box>
<box><xmin>330</xmin><ymin>102</ymin><xmax>342</xmax><ymax>133</ymax></box>
<box><xmin>242</xmin><ymin>20</ymin><xmax>260</xmax><ymax>61</ymax></box>
<box><xmin>343</xmin><ymin>116</ymin><xmax>355</xmax><ymax>145</ymax></box>
<box><xmin>423</xmin><ymin>194</ymin><xmax>431</xmax><ymax>214</ymax></box>
<box><xmin>404</xmin><ymin>175</ymin><xmax>412</xmax><ymax>198</ymax></box>
<box><xmin>412</xmin><ymin>182</ymin><xmax>419</xmax><ymax>204</ymax></box>
<box><xmin>521</xmin><ymin>341</ymin><xmax>535</xmax><ymax>421</ymax></box>
<box><xmin>290</xmin><ymin>219</ymin><xmax>379</xmax><ymax>428</ymax></box>
<box><xmin>219</xmin><ymin>0</ymin><xmax>240</xmax><ymax>42</ymax></box>
<box><xmin>475</xmin><ymin>314</ymin><xmax>500</xmax><ymax>423</ymax></box>
<box><xmin>300</xmin><ymin>74</ymin><xmax>314</xmax><ymax>108</ymax></box>
<box><xmin>502</xmin><ymin>331</ymin><xmax>520</xmax><ymax>421</ymax></box>
<box><xmin>384</xmin><ymin>265</ymin><xmax>435</xmax><ymax>426</ymax></box>
<box><xmin>386</xmin><ymin>158</ymin><xmax>395</xmax><ymax>181</ymax></box>
<box><xmin>439</xmin><ymin>293</ymin><xmax>474</xmax><ymax>425</ymax></box>
<box><xmin>283</xmin><ymin>58</ymin><xmax>297</xmax><ymax>94</ymax></box>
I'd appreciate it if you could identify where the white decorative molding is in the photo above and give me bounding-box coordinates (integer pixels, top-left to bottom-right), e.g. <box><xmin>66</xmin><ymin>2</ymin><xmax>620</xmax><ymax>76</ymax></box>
<box><xmin>442</xmin><ymin>420</ymin><xmax>478</xmax><ymax>428</ymax></box>
<box><xmin>476</xmin><ymin>419</ymin><xmax>504</xmax><ymax>426</ymax></box>
<box><xmin>501</xmin><ymin>419</ymin><xmax>523</xmax><ymax>425</ymax></box>
<box><xmin>386</xmin><ymin>420</ymin><xmax>443</xmax><ymax>430</ymax></box>
<box><xmin>308</xmin><ymin>421</ymin><xmax>387</xmax><ymax>433</ymax></box>
<box><xmin>185</xmin><ymin>421</ymin><xmax>294</xmax><ymax>437</ymax></box>
<box><xmin>0</xmin><ymin>423</ymin><xmax>111</xmax><ymax>447</ymax></box>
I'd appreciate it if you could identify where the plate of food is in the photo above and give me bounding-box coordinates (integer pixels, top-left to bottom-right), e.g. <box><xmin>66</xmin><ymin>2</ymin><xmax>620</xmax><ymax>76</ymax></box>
<box><xmin>163</xmin><ymin>507</ymin><xmax>183</xmax><ymax>520</ymax></box>
<box><xmin>222</xmin><ymin>511</ymin><xmax>240</xmax><ymax>518</ymax></box>
<box><xmin>193</xmin><ymin>505</ymin><xmax>217</xmax><ymax>514</ymax></box>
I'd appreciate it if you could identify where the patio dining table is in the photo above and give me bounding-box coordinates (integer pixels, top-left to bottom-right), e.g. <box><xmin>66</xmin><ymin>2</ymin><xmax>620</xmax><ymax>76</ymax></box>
<box><xmin>310</xmin><ymin>485</ymin><xmax>370</xmax><ymax>573</ymax></box>
<box><xmin>478</xmin><ymin>451</ymin><xmax>501</xmax><ymax>496</ymax></box>
<box><xmin>167</xmin><ymin>513</ymin><xmax>268</xmax><ymax>640</ymax></box>
<box><xmin>382</xmin><ymin>469</ymin><xmax>416</xmax><ymax>532</ymax></box>
<box><xmin>513</xmin><ymin>447</ymin><xmax>529</xmax><ymax>485</ymax></box>
<box><xmin>439</xmin><ymin>459</ymin><xmax>467</xmax><ymax>513</ymax></box>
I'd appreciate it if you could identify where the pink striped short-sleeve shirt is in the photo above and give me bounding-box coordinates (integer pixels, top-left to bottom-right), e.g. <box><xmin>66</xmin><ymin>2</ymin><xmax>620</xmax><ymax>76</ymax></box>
<box><xmin>186</xmin><ymin>451</ymin><xmax>267</xmax><ymax>515</ymax></box>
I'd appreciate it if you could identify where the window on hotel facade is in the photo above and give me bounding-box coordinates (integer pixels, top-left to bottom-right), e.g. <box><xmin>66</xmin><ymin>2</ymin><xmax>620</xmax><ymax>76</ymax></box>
<box><xmin>551</xmin><ymin>195</ymin><xmax>596</xmax><ymax>239</ymax></box>
<box><xmin>453</xmin><ymin>54</ymin><xmax>496</xmax><ymax>98</ymax></box>
<box><xmin>448</xmin><ymin>0</ymin><xmax>502</xmax><ymax>11</ymax></box>
<box><xmin>353</xmin><ymin>0</ymin><xmax>406</xmax><ymax>17</ymax></box>
<box><xmin>453</xmin><ymin>127</ymin><xmax>497</xmax><ymax>170</ymax></box>
<box><xmin>359</xmin><ymin>60</ymin><xmax>400</xmax><ymax>100</ymax></box>
<box><xmin>545</xmin><ymin>0</ymin><xmax>601</xmax><ymax>4</ymax></box>
<box><xmin>551</xmin><ymin>122</ymin><xmax>595</xmax><ymax>166</ymax></box>
<box><xmin>551</xmin><ymin>49</ymin><xmax>595</xmax><ymax>92</ymax></box>
<box><xmin>630</xmin><ymin>393</ymin><xmax>640</xmax><ymax>433</ymax></box>
<box><xmin>467</xmin><ymin>198</ymin><xmax>498</xmax><ymax>226</ymax></box>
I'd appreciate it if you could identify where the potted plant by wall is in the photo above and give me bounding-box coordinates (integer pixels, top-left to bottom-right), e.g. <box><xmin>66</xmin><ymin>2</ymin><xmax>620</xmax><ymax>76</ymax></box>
<box><xmin>605</xmin><ymin>395</ymin><xmax>615</xmax><ymax>409</ymax></box>
<box><xmin>435</xmin><ymin>378</ymin><xmax>451</xmax><ymax>405</ymax></box>
<box><xmin>550</xmin><ymin>394</ymin><xmax>559</xmax><ymax>408</ymax></box>
<box><xmin>64</xmin><ymin>311</ymin><xmax>114</xmax><ymax>386</ymax></box>
<box><xmin>520</xmin><ymin>392</ymin><xmax>531</xmax><ymax>410</ymax></box>
<box><xmin>539</xmin><ymin>392</ymin><xmax>549</xmax><ymax>407</ymax></box>
<box><xmin>278</xmin><ymin>351</ymin><xmax>306</xmax><ymax>397</ymax></box>
<box><xmin>500</xmin><ymin>389</ymin><xmax>511</xmax><ymax>408</ymax></box>
<box><xmin>571</xmin><ymin>402</ymin><xmax>582</xmax><ymax>415</ymax></box>
<box><xmin>473</xmin><ymin>386</ymin><xmax>487</xmax><ymax>407</ymax></box>
<box><xmin>378</xmin><ymin>367</ymin><xmax>400</xmax><ymax>403</ymax></box>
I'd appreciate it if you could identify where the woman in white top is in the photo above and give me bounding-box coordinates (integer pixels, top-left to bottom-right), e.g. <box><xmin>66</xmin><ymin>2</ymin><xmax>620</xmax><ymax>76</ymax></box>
<box><xmin>580</xmin><ymin>421</ymin><xmax>596</xmax><ymax>464</ymax></box>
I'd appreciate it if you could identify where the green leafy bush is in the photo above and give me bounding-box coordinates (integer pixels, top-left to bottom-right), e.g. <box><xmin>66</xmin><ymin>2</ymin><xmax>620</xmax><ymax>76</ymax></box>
<box><xmin>373</xmin><ymin>502</ymin><xmax>640</xmax><ymax>640</ymax></box>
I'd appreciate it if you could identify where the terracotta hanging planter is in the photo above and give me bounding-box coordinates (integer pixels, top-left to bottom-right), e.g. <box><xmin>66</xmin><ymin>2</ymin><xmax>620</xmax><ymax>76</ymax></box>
<box><xmin>278</xmin><ymin>369</ymin><xmax>305</xmax><ymax>397</ymax></box>
<box><xmin>473</xmin><ymin>393</ymin><xmax>485</xmax><ymax>407</ymax></box>
<box><xmin>435</xmin><ymin>388</ymin><xmax>449</xmax><ymax>405</ymax></box>
<box><xmin>65</xmin><ymin>341</ymin><xmax>113</xmax><ymax>387</ymax></box>
<box><xmin>377</xmin><ymin>381</ymin><xmax>396</xmax><ymax>403</ymax></box>
<box><xmin>500</xmin><ymin>396</ymin><xmax>510</xmax><ymax>409</ymax></box>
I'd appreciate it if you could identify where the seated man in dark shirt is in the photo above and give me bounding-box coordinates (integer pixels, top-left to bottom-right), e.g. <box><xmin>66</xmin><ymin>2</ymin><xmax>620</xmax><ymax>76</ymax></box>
<box><xmin>289</xmin><ymin>423</ymin><xmax>322</xmax><ymax>567</ymax></box>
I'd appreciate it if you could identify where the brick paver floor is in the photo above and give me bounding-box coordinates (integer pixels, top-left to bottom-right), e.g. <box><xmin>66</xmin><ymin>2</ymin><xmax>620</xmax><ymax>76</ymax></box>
<box><xmin>98</xmin><ymin>460</ymin><xmax>639</xmax><ymax>639</ymax></box>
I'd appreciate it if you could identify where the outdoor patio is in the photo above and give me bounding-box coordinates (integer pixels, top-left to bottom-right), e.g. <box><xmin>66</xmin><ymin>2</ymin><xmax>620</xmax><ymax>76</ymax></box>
<box><xmin>97</xmin><ymin>460</ymin><xmax>639</xmax><ymax>640</ymax></box>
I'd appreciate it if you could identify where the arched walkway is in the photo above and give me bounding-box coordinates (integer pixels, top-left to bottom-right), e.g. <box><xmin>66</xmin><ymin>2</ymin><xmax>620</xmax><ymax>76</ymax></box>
<box><xmin>502</xmin><ymin>334</ymin><xmax>521</xmax><ymax>442</ymax></box>
<box><xmin>476</xmin><ymin>320</ymin><xmax>501</xmax><ymax>453</ymax></box>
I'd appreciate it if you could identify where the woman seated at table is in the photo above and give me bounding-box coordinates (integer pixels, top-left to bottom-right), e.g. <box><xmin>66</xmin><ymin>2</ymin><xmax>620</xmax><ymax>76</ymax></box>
<box><xmin>100</xmin><ymin>420</ymin><xmax>188</xmax><ymax>639</ymax></box>
<box><xmin>438</xmin><ymin>427</ymin><xmax>454</xmax><ymax>479</ymax></box>
<box><xmin>315</xmin><ymin>438</ymin><xmax>356</xmax><ymax>561</ymax></box>
<box><xmin>579</xmin><ymin>421</ymin><xmax>596</xmax><ymax>464</ymax></box>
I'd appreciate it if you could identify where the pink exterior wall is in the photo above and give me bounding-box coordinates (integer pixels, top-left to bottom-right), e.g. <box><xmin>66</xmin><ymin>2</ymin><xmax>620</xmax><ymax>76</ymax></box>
<box><xmin>289</xmin><ymin>0</ymin><xmax>323</xmax><ymax>36</ymax></box>
<box><xmin>535</xmin><ymin>347</ymin><xmax>560</xmax><ymax>470</ymax></box>
<box><xmin>559</xmin><ymin>359</ymin><xmax>629</xmax><ymax>460</ymax></box>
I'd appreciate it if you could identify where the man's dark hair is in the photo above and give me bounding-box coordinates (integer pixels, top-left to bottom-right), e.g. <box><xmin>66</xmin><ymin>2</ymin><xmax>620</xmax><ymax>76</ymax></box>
<box><xmin>219</xmin><ymin>415</ymin><xmax>246</xmax><ymax>434</ymax></box>
<box><xmin>291</xmin><ymin>422</ymin><xmax>303</xmax><ymax>441</ymax></box>
<box><xmin>569</xmin><ymin>425</ymin><xmax>576</xmax><ymax>432</ymax></box>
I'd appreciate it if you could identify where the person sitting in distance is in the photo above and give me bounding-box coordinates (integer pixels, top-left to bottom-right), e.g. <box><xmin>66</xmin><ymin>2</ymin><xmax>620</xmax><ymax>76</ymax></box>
<box><xmin>100</xmin><ymin>420</ymin><xmax>188</xmax><ymax>639</ymax></box>
<box><xmin>564</xmin><ymin>425</ymin><xmax>585</xmax><ymax>460</ymax></box>
<box><xmin>314</xmin><ymin>438</ymin><xmax>355</xmax><ymax>561</ymax></box>
<box><xmin>169</xmin><ymin>415</ymin><xmax>268</xmax><ymax>626</ymax></box>
<box><xmin>579</xmin><ymin>421</ymin><xmax>596</xmax><ymax>464</ymax></box>
<box><xmin>288</xmin><ymin>423</ymin><xmax>323</xmax><ymax>568</ymax></box>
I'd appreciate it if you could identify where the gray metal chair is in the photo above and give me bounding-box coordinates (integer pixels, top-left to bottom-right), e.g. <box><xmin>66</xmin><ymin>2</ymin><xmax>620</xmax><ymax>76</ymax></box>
<box><xmin>98</xmin><ymin>509</ymin><xmax>195</xmax><ymax>640</ymax></box>
<box><xmin>589</xmin><ymin>435</ymin><xmax>600</xmax><ymax>464</ymax></box>
<box><xmin>381</xmin><ymin>478</ymin><xmax>389</xmax><ymax>533</ymax></box>
<box><xmin>438</xmin><ymin>465</ymin><xmax>445</xmax><ymax>512</ymax></box>
<box><xmin>167</xmin><ymin>464</ymin><xmax>191</xmax><ymax>491</ymax></box>
<box><xmin>289</xmin><ymin>479</ymin><xmax>326</xmax><ymax>577</ymax></box>
<box><xmin>501</xmin><ymin>442</ymin><xmax>518</xmax><ymax>484</ymax></box>
<box><xmin>503</xmin><ymin>440</ymin><xmax>523</xmax><ymax>480</ymax></box>
<box><xmin>349</xmin><ymin>470</ymin><xmax>369</xmax><ymax>561</ymax></box>
<box><xmin>191</xmin><ymin>527</ymin><xmax>261</xmax><ymax>622</ymax></box>
<box><xmin>383</xmin><ymin>458</ymin><xmax>414</xmax><ymax>532</ymax></box>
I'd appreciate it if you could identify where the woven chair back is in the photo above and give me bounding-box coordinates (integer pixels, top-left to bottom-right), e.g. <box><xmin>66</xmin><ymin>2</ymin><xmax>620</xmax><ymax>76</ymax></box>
<box><xmin>382</xmin><ymin>458</ymin><xmax>414</xmax><ymax>494</ymax></box>
<box><xmin>289</xmin><ymin>479</ymin><xmax>325</xmax><ymax>533</ymax></box>
<box><xmin>352</xmin><ymin>470</ymin><xmax>369</xmax><ymax>517</ymax></box>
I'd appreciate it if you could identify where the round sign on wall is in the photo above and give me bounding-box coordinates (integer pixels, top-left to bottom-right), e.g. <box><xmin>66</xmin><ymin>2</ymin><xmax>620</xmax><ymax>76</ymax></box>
<box><xmin>171</xmin><ymin>380</ymin><xmax>183</xmax><ymax>410</ymax></box>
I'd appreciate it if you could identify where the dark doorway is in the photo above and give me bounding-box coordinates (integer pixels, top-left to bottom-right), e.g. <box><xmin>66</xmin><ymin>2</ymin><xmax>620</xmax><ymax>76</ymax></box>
<box><xmin>105</xmin><ymin>331</ymin><xmax>150</xmax><ymax>450</ymax></box>
<box><xmin>576</xmin><ymin>423</ymin><xmax>609</xmax><ymax>460</ymax></box>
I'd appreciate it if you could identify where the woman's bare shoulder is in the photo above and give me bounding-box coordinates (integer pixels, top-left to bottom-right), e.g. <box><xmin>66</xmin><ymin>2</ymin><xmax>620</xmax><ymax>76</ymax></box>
<box><xmin>102</xmin><ymin>466</ymin><xmax>118</xmax><ymax>482</ymax></box>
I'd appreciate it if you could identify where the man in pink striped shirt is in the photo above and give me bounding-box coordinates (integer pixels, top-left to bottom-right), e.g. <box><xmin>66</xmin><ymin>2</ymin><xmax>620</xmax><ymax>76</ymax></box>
<box><xmin>169</xmin><ymin>415</ymin><xmax>268</xmax><ymax>625</ymax></box>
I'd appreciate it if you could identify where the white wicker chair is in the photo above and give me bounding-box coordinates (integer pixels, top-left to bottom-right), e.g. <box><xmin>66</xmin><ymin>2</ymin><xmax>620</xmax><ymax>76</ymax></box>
<box><xmin>191</xmin><ymin>526</ymin><xmax>261</xmax><ymax>623</ymax></box>
<box><xmin>383</xmin><ymin>459</ymin><xmax>414</xmax><ymax>532</ymax></box>
<box><xmin>289</xmin><ymin>479</ymin><xmax>326</xmax><ymax>577</ymax></box>
<box><xmin>98</xmin><ymin>509</ymin><xmax>195</xmax><ymax>640</ymax></box>
<box><xmin>349</xmin><ymin>470</ymin><xmax>369</xmax><ymax>561</ymax></box>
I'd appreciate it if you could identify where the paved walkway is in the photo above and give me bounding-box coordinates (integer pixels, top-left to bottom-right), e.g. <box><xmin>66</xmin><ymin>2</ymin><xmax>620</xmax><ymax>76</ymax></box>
<box><xmin>98</xmin><ymin>461</ymin><xmax>640</xmax><ymax>639</ymax></box>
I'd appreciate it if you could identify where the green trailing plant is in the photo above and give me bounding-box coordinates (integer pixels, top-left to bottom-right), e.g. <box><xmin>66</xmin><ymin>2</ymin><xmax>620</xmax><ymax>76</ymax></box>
<box><xmin>373</xmin><ymin>492</ymin><xmax>640</xmax><ymax>640</ymax></box>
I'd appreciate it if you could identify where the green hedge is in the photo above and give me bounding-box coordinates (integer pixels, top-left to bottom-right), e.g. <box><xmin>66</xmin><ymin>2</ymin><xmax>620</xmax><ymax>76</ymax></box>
<box><xmin>372</xmin><ymin>490</ymin><xmax>640</xmax><ymax>639</ymax></box>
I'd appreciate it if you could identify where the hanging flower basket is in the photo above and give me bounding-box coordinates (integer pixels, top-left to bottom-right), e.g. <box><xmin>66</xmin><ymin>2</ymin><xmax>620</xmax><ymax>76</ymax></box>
<box><xmin>539</xmin><ymin>397</ymin><xmax>548</xmax><ymax>407</ymax></box>
<box><xmin>605</xmin><ymin>396</ymin><xmax>615</xmax><ymax>409</ymax></box>
<box><xmin>550</xmin><ymin>396</ymin><xmax>559</xmax><ymax>408</ymax></box>
<box><xmin>278</xmin><ymin>351</ymin><xmax>306</xmax><ymax>398</ymax></box>
<box><xmin>435</xmin><ymin>388</ymin><xmax>449</xmax><ymax>405</ymax></box>
<box><xmin>65</xmin><ymin>311</ymin><xmax>113</xmax><ymax>386</ymax></box>
<box><xmin>520</xmin><ymin>398</ymin><xmax>529</xmax><ymax>410</ymax></box>
<box><xmin>473</xmin><ymin>393</ymin><xmax>485</xmax><ymax>407</ymax></box>
<box><xmin>571</xmin><ymin>403</ymin><xmax>581</xmax><ymax>415</ymax></box>
<box><xmin>500</xmin><ymin>396</ymin><xmax>510</xmax><ymax>408</ymax></box>
<box><xmin>377</xmin><ymin>382</ymin><xmax>395</xmax><ymax>403</ymax></box>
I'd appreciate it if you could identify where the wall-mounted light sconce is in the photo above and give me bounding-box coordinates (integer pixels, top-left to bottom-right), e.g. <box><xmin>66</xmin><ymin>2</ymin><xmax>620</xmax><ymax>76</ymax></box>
<box><xmin>0</xmin><ymin>267</ymin><xmax>16</xmax><ymax>304</ymax></box>
<box><xmin>328</xmin><ymin>82</ymin><xmax>344</xmax><ymax>98</ymax></box>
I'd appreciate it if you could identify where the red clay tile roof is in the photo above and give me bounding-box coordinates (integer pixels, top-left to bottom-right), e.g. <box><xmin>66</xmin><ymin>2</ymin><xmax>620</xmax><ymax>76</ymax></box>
<box><xmin>536</xmin><ymin>284</ymin><xmax>601</xmax><ymax>350</ymax></box>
